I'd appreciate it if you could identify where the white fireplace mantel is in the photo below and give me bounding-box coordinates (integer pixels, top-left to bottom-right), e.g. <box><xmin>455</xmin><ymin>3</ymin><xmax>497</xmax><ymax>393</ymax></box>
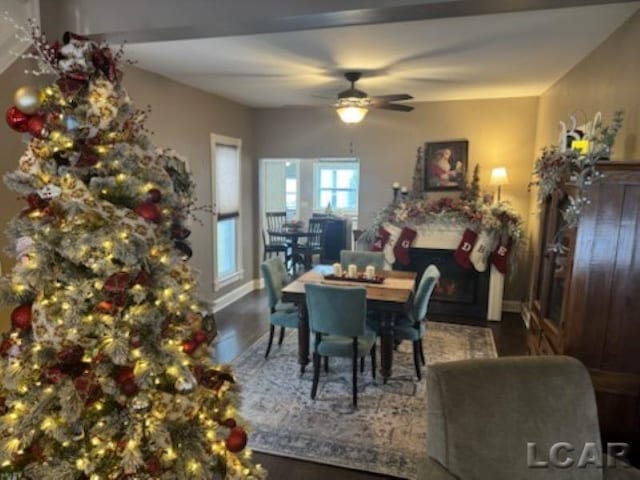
<box><xmin>398</xmin><ymin>224</ymin><xmax>504</xmax><ymax>322</ymax></box>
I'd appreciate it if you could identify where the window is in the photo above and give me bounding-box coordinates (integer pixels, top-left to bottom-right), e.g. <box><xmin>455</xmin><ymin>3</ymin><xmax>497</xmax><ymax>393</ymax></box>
<box><xmin>212</xmin><ymin>135</ymin><xmax>243</xmax><ymax>289</ymax></box>
<box><xmin>314</xmin><ymin>160</ymin><xmax>359</xmax><ymax>213</ymax></box>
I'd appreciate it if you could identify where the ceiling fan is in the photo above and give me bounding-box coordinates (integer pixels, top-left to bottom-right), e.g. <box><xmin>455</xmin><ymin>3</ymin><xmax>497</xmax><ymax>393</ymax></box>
<box><xmin>332</xmin><ymin>71</ymin><xmax>414</xmax><ymax>124</ymax></box>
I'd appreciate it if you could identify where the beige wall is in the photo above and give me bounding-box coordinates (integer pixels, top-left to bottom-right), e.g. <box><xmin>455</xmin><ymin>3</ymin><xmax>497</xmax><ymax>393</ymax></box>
<box><xmin>254</xmin><ymin>97</ymin><xmax>539</xmax><ymax>301</ymax></box>
<box><xmin>121</xmin><ymin>66</ymin><xmax>258</xmax><ymax>303</ymax></box>
<box><xmin>0</xmin><ymin>60</ymin><xmax>257</xmax><ymax>320</ymax></box>
<box><xmin>527</xmin><ymin>10</ymin><xmax>640</xmax><ymax>302</ymax></box>
<box><xmin>535</xmin><ymin>10</ymin><xmax>640</xmax><ymax>160</ymax></box>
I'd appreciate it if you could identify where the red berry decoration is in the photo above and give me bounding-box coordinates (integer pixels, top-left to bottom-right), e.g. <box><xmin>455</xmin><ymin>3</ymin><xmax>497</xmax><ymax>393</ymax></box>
<box><xmin>225</xmin><ymin>426</ymin><xmax>247</xmax><ymax>453</ymax></box>
<box><xmin>145</xmin><ymin>456</ymin><xmax>162</xmax><ymax>475</ymax></box>
<box><xmin>133</xmin><ymin>270</ymin><xmax>152</xmax><ymax>287</ymax></box>
<box><xmin>193</xmin><ymin>330</ymin><xmax>208</xmax><ymax>345</ymax></box>
<box><xmin>73</xmin><ymin>371</ymin><xmax>102</xmax><ymax>402</ymax></box>
<box><xmin>43</xmin><ymin>367</ymin><xmax>66</xmax><ymax>384</ymax></box>
<box><xmin>120</xmin><ymin>378</ymin><xmax>138</xmax><ymax>396</ymax></box>
<box><xmin>223</xmin><ymin>418</ymin><xmax>237</xmax><ymax>428</ymax></box>
<box><xmin>147</xmin><ymin>188</ymin><xmax>162</xmax><ymax>203</ymax></box>
<box><xmin>6</xmin><ymin>106</ymin><xmax>30</xmax><ymax>132</ymax></box>
<box><xmin>182</xmin><ymin>340</ymin><xmax>198</xmax><ymax>355</ymax></box>
<box><xmin>103</xmin><ymin>272</ymin><xmax>131</xmax><ymax>294</ymax></box>
<box><xmin>26</xmin><ymin>115</ymin><xmax>46</xmax><ymax>138</ymax></box>
<box><xmin>11</xmin><ymin>303</ymin><xmax>32</xmax><ymax>330</ymax></box>
<box><xmin>0</xmin><ymin>338</ymin><xmax>14</xmax><ymax>357</ymax></box>
<box><xmin>135</xmin><ymin>201</ymin><xmax>161</xmax><ymax>223</ymax></box>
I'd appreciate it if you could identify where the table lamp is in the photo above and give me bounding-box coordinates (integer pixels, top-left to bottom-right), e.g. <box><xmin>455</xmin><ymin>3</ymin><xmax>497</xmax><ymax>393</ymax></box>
<box><xmin>490</xmin><ymin>167</ymin><xmax>509</xmax><ymax>202</ymax></box>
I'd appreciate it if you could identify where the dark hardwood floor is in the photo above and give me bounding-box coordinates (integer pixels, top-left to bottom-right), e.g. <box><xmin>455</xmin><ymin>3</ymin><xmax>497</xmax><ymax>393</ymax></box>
<box><xmin>213</xmin><ymin>289</ymin><xmax>527</xmax><ymax>479</ymax></box>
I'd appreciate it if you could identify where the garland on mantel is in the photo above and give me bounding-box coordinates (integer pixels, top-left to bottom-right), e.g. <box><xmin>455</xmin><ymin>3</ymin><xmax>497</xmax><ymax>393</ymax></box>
<box><xmin>530</xmin><ymin>110</ymin><xmax>624</xmax><ymax>252</ymax></box>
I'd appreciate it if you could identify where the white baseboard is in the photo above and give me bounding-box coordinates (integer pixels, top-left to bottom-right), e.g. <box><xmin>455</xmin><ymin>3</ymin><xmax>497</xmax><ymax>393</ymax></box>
<box><xmin>201</xmin><ymin>278</ymin><xmax>265</xmax><ymax>314</ymax></box>
<box><xmin>502</xmin><ymin>300</ymin><xmax>521</xmax><ymax>313</ymax></box>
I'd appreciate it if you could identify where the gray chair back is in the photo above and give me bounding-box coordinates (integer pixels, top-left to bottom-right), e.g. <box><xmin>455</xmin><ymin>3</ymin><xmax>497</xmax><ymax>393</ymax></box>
<box><xmin>426</xmin><ymin>356</ymin><xmax>604</xmax><ymax>480</ymax></box>
<box><xmin>261</xmin><ymin>257</ymin><xmax>288</xmax><ymax>309</ymax></box>
<box><xmin>340</xmin><ymin>250</ymin><xmax>385</xmax><ymax>271</ymax></box>
<box><xmin>305</xmin><ymin>283</ymin><xmax>367</xmax><ymax>338</ymax></box>
<box><xmin>412</xmin><ymin>265</ymin><xmax>440</xmax><ymax>322</ymax></box>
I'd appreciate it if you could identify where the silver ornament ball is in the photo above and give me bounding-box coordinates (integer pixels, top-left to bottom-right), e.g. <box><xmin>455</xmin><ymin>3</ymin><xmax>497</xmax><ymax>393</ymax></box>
<box><xmin>131</xmin><ymin>392</ymin><xmax>151</xmax><ymax>412</ymax></box>
<box><xmin>174</xmin><ymin>375</ymin><xmax>196</xmax><ymax>393</ymax></box>
<box><xmin>14</xmin><ymin>86</ymin><xmax>41</xmax><ymax>115</ymax></box>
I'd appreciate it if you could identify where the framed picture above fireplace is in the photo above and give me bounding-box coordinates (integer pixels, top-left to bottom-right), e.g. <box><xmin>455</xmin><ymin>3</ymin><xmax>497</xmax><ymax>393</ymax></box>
<box><xmin>424</xmin><ymin>140</ymin><xmax>468</xmax><ymax>191</ymax></box>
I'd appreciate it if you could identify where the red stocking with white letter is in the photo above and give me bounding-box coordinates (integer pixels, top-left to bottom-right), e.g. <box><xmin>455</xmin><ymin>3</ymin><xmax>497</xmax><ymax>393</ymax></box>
<box><xmin>393</xmin><ymin>227</ymin><xmax>417</xmax><ymax>266</ymax></box>
<box><xmin>454</xmin><ymin>228</ymin><xmax>477</xmax><ymax>269</ymax></box>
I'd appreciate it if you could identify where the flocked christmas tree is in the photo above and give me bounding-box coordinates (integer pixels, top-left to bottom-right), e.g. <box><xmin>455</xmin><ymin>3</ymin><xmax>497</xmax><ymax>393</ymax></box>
<box><xmin>0</xmin><ymin>21</ymin><xmax>264</xmax><ymax>480</ymax></box>
<box><xmin>460</xmin><ymin>163</ymin><xmax>480</xmax><ymax>204</ymax></box>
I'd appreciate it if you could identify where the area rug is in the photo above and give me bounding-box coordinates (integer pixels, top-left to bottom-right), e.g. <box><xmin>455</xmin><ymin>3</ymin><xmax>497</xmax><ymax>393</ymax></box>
<box><xmin>231</xmin><ymin>322</ymin><xmax>497</xmax><ymax>479</ymax></box>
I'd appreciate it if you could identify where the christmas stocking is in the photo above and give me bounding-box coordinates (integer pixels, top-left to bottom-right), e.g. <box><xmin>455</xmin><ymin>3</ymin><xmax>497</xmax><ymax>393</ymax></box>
<box><xmin>491</xmin><ymin>238</ymin><xmax>512</xmax><ymax>274</ymax></box>
<box><xmin>470</xmin><ymin>230</ymin><xmax>494</xmax><ymax>272</ymax></box>
<box><xmin>454</xmin><ymin>228</ymin><xmax>477</xmax><ymax>269</ymax></box>
<box><xmin>393</xmin><ymin>227</ymin><xmax>417</xmax><ymax>265</ymax></box>
<box><xmin>383</xmin><ymin>224</ymin><xmax>402</xmax><ymax>266</ymax></box>
<box><xmin>370</xmin><ymin>226</ymin><xmax>390</xmax><ymax>252</ymax></box>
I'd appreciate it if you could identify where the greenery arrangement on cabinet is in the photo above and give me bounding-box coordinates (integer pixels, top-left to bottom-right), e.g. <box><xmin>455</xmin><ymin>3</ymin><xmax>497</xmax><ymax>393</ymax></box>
<box><xmin>530</xmin><ymin>110</ymin><xmax>624</xmax><ymax>252</ymax></box>
<box><xmin>0</xmin><ymin>19</ymin><xmax>264</xmax><ymax>480</ymax></box>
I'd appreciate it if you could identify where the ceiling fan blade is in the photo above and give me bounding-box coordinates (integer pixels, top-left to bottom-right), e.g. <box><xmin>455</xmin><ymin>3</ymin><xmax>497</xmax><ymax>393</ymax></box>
<box><xmin>374</xmin><ymin>103</ymin><xmax>414</xmax><ymax>112</ymax></box>
<box><xmin>370</xmin><ymin>94</ymin><xmax>413</xmax><ymax>103</ymax></box>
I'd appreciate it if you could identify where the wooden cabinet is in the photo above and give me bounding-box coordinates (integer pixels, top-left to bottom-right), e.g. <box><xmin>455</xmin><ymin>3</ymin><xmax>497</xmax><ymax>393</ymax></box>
<box><xmin>528</xmin><ymin>161</ymin><xmax>640</xmax><ymax>456</ymax></box>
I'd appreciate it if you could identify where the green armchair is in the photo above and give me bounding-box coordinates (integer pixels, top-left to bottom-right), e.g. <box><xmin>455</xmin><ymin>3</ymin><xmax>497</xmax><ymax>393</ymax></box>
<box><xmin>261</xmin><ymin>257</ymin><xmax>298</xmax><ymax>359</ymax></box>
<box><xmin>305</xmin><ymin>283</ymin><xmax>377</xmax><ymax>408</ymax></box>
<box><xmin>420</xmin><ymin>356</ymin><xmax>640</xmax><ymax>480</ymax></box>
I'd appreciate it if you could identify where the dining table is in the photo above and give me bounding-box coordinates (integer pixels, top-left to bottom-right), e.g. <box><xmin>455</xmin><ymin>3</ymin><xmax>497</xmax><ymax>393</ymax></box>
<box><xmin>281</xmin><ymin>265</ymin><xmax>417</xmax><ymax>383</ymax></box>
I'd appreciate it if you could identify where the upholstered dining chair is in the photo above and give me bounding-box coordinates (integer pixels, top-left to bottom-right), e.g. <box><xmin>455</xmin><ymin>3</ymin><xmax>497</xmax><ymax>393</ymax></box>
<box><xmin>339</xmin><ymin>250</ymin><xmax>385</xmax><ymax>271</ymax></box>
<box><xmin>260</xmin><ymin>257</ymin><xmax>298</xmax><ymax>359</ymax></box>
<box><xmin>305</xmin><ymin>283</ymin><xmax>377</xmax><ymax>407</ymax></box>
<box><xmin>368</xmin><ymin>264</ymin><xmax>440</xmax><ymax>380</ymax></box>
<box><xmin>419</xmin><ymin>356</ymin><xmax>640</xmax><ymax>480</ymax></box>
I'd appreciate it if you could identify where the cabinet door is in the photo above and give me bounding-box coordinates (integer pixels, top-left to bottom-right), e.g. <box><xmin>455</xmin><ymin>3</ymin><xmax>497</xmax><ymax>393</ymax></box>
<box><xmin>537</xmin><ymin>192</ymin><xmax>575</xmax><ymax>349</ymax></box>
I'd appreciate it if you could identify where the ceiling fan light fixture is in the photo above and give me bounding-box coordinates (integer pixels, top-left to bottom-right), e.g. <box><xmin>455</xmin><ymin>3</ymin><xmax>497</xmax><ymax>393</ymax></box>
<box><xmin>335</xmin><ymin>97</ymin><xmax>370</xmax><ymax>124</ymax></box>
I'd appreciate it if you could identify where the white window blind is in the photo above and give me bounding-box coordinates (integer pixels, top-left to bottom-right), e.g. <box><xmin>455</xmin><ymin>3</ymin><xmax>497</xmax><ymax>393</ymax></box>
<box><xmin>215</xmin><ymin>143</ymin><xmax>240</xmax><ymax>219</ymax></box>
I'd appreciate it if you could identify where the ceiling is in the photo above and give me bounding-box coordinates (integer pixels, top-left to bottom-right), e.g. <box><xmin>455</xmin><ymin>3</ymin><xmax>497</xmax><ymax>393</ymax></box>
<box><xmin>125</xmin><ymin>2</ymin><xmax>640</xmax><ymax>108</ymax></box>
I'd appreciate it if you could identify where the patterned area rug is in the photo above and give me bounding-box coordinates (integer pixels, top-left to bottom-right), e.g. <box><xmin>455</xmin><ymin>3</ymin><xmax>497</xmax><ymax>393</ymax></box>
<box><xmin>231</xmin><ymin>322</ymin><xmax>497</xmax><ymax>480</ymax></box>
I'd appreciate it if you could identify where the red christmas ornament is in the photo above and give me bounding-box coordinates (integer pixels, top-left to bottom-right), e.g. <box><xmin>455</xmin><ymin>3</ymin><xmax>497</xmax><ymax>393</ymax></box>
<box><xmin>43</xmin><ymin>367</ymin><xmax>66</xmax><ymax>384</ymax></box>
<box><xmin>6</xmin><ymin>106</ymin><xmax>30</xmax><ymax>132</ymax></box>
<box><xmin>135</xmin><ymin>201</ymin><xmax>161</xmax><ymax>223</ymax></box>
<box><xmin>193</xmin><ymin>330</ymin><xmax>208</xmax><ymax>345</ymax></box>
<box><xmin>11</xmin><ymin>303</ymin><xmax>32</xmax><ymax>330</ymax></box>
<box><xmin>147</xmin><ymin>188</ymin><xmax>162</xmax><ymax>203</ymax></box>
<box><xmin>182</xmin><ymin>340</ymin><xmax>198</xmax><ymax>355</ymax></box>
<box><xmin>114</xmin><ymin>366</ymin><xmax>135</xmax><ymax>385</ymax></box>
<box><xmin>104</xmin><ymin>272</ymin><xmax>131</xmax><ymax>294</ymax></box>
<box><xmin>75</xmin><ymin>145</ymin><xmax>99</xmax><ymax>167</ymax></box>
<box><xmin>120</xmin><ymin>378</ymin><xmax>138</xmax><ymax>396</ymax></box>
<box><xmin>225</xmin><ymin>427</ymin><xmax>247</xmax><ymax>453</ymax></box>
<box><xmin>171</xmin><ymin>225</ymin><xmax>191</xmax><ymax>240</ymax></box>
<box><xmin>25</xmin><ymin>193</ymin><xmax>49</xmax><ymax>211</ymax></box>
<box><xmin>26</xmin><ymin>115</ymin><xmax>46</xmax><ymax>138</ymax></box>
<box><xmin>57</xmin><ymin>345</ymin><xmax>84</xmax><ymax>365</ymax></box>
<box><xmin>223</xmin><ymin>418</ymin><xmax>237</xmax><ymax>429</ymax></box>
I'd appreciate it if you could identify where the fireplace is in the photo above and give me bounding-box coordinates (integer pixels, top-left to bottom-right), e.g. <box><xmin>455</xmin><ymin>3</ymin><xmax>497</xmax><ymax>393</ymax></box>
<box><xmin>400</xmin><ymin>247</ymin><xmax>490</xmax><ymax>321</ymax></box>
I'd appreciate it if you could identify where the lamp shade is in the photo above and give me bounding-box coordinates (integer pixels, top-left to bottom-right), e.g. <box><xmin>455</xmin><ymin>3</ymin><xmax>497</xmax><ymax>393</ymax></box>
<box><xmin>336</xmin><ymin>106</ymin><xmax>368</xmax><ymax>124</ymax></box>
<box><xmin>490</xmin><ymin>167</ymin><xmax>509</xmax><ymax>186</ymax></box>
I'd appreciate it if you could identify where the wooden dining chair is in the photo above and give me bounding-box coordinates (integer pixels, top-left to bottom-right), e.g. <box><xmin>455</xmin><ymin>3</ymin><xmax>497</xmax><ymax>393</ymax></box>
<box><xmin>262</xmin><ymin>229</ymin><xmax>287</xmax><ymax>261</ymax></box>
<box><xmin>265</xmin><ymin>211</ymin><xmax>287</xmax><ymax>242</ymax></box>
<box><xmin>261</xmin><ymin>257</ymin><xmax>299</xmax><ymax>359</ymax></box>
<box><xmin>305</xmin><ymin>283</ymin><xmax>377</xmax><ymax>407</ymax></box>
<box><xmin>368</xmin><ymin>265</ymin><xmax>440</xmax><ymax>380</ymax></box>
<box><xmin>294</xmin><ymin>218</ymin><xmax>326</xmax><ymax>270</ymax></box>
